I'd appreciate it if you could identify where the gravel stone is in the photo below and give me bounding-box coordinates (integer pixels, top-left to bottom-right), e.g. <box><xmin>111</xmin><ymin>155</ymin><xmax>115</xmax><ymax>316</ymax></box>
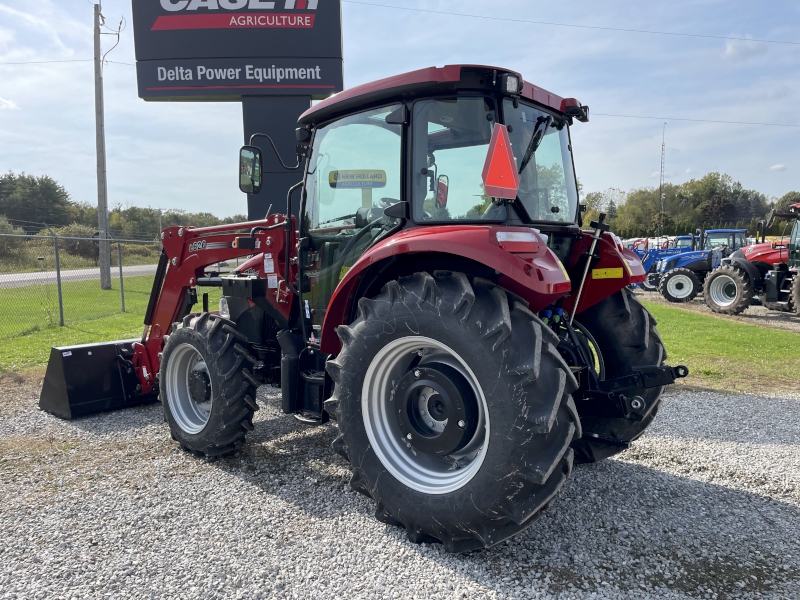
<box><xmin>1</xmin><ymin>377</ymin><xmax>798</xmax><ymax>599</ymax></box>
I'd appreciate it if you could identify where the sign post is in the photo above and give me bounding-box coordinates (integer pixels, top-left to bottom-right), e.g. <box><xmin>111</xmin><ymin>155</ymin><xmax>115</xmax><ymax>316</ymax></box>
<box><xmin>131</xmin><ymin>0</ymin><xmax>344</xmax><ymax>219</ymax></box>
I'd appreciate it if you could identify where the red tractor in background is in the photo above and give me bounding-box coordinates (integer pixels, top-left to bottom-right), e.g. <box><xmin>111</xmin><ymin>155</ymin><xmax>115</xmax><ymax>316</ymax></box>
<box><xmin>40</xmin><ymin>65</ymin><xmax>687</xmax><ymax>552</ymax></box>
<box><xmin>704</xmin><ymin>204</ymin><xmax>800</xmax><ymax>315</ymax></box>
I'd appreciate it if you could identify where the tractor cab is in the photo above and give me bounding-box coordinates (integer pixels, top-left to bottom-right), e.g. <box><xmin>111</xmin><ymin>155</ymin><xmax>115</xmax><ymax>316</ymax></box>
<box><xmin>702</xmin><ymin>229</ymin><xmax>747</xmax><ymax>253</ymax></box>
<box><xmin>284</xmin><ymin>67</ymin><xmax>584</xmax><ymax>334</ymax></box>
<box><xmin>674</xmin><ymin>235</ymin><xmax>695</xmax><ymax>250</ymax></box>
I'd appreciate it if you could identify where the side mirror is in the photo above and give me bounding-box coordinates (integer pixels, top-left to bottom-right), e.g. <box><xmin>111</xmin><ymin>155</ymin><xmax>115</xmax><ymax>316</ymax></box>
<box><xmin>436</xmin><ymin>175</ymin><xmax>449</xmax><ymax>209</ymax></box>
<box><xmin>239</xmin><ymin>146</ymin><xmax>262</xmax><ymax>194</ymax></box>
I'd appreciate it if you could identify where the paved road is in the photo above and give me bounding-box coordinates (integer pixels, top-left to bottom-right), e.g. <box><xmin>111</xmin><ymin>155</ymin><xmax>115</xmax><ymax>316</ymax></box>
<box><xmin>0</xmin><ymin>264</ymin><xmax>159</xmax><ymax>289</ymax></box>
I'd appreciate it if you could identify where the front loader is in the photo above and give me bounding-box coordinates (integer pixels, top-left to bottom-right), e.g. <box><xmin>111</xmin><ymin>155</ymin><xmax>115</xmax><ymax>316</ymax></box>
<box><xmin>40</xmin><ymin>65</ymin><xmax>687</xmax><ymax>552</ymax></box>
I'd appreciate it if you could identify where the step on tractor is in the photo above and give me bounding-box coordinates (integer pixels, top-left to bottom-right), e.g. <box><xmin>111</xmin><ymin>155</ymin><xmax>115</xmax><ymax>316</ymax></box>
<box><xmin>631</xmin><ymin>235</ymin><xmax>696</xmax><ymax>291</ymax></box>
<box><xmin>704</xmin><ymin>205</ymin><xmax>800</xmax><ymax>315</ymax></box>
<box><xmin>39</xmin><ymin>65</ymin><xmax>687</xmax><ymax>553</ymax></box>
<box><xmin>649</xmin><ymin>229</ymin><xmax>748</xmax><ymax>303</ymax></box>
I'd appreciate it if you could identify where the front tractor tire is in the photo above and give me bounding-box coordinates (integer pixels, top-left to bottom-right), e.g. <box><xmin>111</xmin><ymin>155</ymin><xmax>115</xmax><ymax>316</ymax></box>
<box><xmin>160</xmin><ymin>313</ymin><xmax>260</xmax><ymax>457</ymax></box>
<box><xmin>574</xmin><ymin>288</ymin><xmax>667</xmax><ymax>463</ymax></box>
<box><xmin>703</xmin><ymin>265</ymin><xmax>753</xmax><ymax>315</ymax></box>
<box><xmin>659</xmin><ymin>268</ymin><xmax>700</xmax><ymax>303</ymax></box>
<box><xmin>326</xmin><ymin>272</ymin><xmax>581</xmax><ymax>553</ymax></box>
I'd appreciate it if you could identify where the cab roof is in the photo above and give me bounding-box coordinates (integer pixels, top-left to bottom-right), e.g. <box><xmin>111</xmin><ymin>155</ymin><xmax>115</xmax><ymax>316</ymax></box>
<box><xmin>299</xmin><ymin>65</ymin><xmax>576</xmax><ymax>126</ymax></box>
<box><xmin>706</xmin><ymin>229</ymin><xmax>748</xmax><ymax>234</ymax></box>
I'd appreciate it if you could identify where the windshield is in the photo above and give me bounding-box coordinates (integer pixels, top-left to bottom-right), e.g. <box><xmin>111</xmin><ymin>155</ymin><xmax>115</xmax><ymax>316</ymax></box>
<box><xmin>412</xmin><ymin>97</ymin><xmax>504</xmax><ymax>221</ymax></box>
<box><xmin>704</xmin><ymin>233</ymin><xmax>746</xmax><ymax>250</ymax></box>
<box><xmin>676</xmin><ymin>238</ymin><xmax>693</xmax><ymax>248</ymax></box>
<box><xmin>503</xmin><ymin>99</ymin><xmax>579</xmax><ymax>223</ymax></box>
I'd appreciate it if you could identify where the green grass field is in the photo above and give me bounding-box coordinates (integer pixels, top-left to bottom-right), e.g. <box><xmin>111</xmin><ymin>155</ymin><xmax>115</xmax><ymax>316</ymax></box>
<box><xmin>0</xmin><ymin>275</ymin><xmax>157</xmax><ymax>340</ymax></box>
<box><xmin>3</xmin><ymin>289</ymin><xmax>797</xmax><ymax>394</ymax></box>
<box><xmin>642</xmin><ymin>300</ymin><xmax>800</xmax><ymax>394</ymax></box>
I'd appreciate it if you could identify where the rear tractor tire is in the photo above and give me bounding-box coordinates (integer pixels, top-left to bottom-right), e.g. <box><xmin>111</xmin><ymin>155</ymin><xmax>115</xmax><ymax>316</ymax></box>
<box><xmin>326</xmin><ymin>272</ymin><xmax>581</xmax><ymax>553</ymax></box>
<box><xmin>572</xmin><ymin>288</ymin><xmax>667</xmax><ymax>463</ymax></box>
<box><xmin>658</xmin><ymin>268</ymin><xmax>700</xmax><ymax>303</ymax></box>
<box><xmin>703</xmin><ymin>265</ymin><xmax>753</xmax><ymax>315</ymax></box>
<box><xmin>160</xmin><ymin>313</ymin><xmax>260</xmax><ymax>457</ymax></box>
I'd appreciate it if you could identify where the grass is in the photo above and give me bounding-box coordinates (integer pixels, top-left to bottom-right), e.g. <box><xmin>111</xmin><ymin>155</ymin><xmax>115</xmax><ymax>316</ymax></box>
<box><xmin>0</xmin><ymin>275</ymin><xmax>157</xmax><ymax>340</ymax></box>
<box><xmin>2</xmin><ymin>285</ymin><xmax>796</xmax><ymax>396</ymax></box>
<box><xmin>642</xmin><ymin>300</ymin><xmax>800</xmax><ymax>394</ymax></box>
<box><xmin>0</xmin><ymin>277</ymin><xmax>220</xmax><ymax>373</ymax></box>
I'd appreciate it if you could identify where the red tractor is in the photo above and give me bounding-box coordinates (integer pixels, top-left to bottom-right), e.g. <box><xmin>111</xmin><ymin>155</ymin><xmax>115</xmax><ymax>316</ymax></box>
<box><xmin>40</xmin><ymin>65</ymin><xmax>686</xmax><ymax>552</ymax></box>
<box><xmin>704</xmin><ymin>204</ymin><xmax>800</xmax><ymax>315</ymax></box>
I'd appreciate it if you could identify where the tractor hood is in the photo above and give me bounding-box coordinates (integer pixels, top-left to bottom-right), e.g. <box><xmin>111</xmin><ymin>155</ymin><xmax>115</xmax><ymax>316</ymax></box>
<box><xmin>742</xmin><ymin>241</ymin><xmax>788</xmax><ymax>266</ymax></box>
<box><xmin>657</xmin><ymin>250</ymin><xmax>710</xmax><ymax>272</ymax></box>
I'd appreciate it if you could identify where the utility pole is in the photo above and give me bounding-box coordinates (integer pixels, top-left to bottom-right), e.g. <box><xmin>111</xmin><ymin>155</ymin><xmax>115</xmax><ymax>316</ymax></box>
<box><xmin>94</xmin><ymin>3</ymin><xmax>112</xmax><ymax>290</ymax></box>
<box><xmin>658</xmin><ymin>122</ymin><xmax>667</xmax><ymax>239</ymax></box>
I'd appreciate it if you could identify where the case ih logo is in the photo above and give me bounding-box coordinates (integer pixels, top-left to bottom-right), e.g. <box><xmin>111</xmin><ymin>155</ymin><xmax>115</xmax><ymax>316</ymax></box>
<box><xmin>189</xmin><ymin>240</ymin><xmax>207</xmax><ymax>252</ymax></box>
<box><xmin>156</xmin><ymin>0</ymin><xmax>319</xmax><ymax>30</ymax></box>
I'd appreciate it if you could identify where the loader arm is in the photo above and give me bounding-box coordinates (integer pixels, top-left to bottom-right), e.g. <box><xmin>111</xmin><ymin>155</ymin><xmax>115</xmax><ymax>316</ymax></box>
<box><xmin>133</xmin><ymin>215</ymin><xmax>297</xmax><ymax>395</ymax></box>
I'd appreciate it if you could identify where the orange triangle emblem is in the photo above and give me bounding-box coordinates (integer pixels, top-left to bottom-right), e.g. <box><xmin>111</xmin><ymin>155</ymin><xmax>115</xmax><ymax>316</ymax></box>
<box><xmin>482</xmin><ymin>124</ymin><xmax>520</xmax><ymax>200</ymax></box>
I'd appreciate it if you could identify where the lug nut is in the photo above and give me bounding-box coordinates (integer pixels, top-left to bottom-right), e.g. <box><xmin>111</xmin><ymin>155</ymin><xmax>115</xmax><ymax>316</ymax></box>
<box><xmin>414</xmin><ymin>369</ymin><xmax>421</xmax><ymax>379</ymax></box>
<box><xmin>406</xmin><ymin>433</ymin><xmax>413</xmax><ymax>440</ymax></box>
<box><xmin>458</xmin><ymin>420</ymin><xmax>466</xmax><ymax>429</ymax></box>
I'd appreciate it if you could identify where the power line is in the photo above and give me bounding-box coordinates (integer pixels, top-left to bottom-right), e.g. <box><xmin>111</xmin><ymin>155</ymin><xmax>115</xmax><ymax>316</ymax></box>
<box><xmin>0</xmin><ymin>59</ymin><xmax>93</xmax><ymax>65</ymax></box>
<box><xmin>0</xmin><ymin>59</ymin><xmax>134</xmax><ymax>66</ymax></box>
<box><xmin>342</xmin><ymin>1</ymin><xmax>800</xmax><ymax>46</ymax></box>
<box><xmin>592</xmin><ymin>113</ymin><xmax>800</xmax><ymax>127</ymax></box>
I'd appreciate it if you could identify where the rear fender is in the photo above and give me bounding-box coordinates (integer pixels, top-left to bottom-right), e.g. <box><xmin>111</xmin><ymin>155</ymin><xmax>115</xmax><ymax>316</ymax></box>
<box><xmin>319</xmin><ymin>226</ymin><xmax>571</xmax><ymax>355</ymax></box>
<box><xmin>724</xmin><ymin>256</ymin><xmax>763</xmax><ymax>288</ymax></box>
<box><xmin>561</xmin><ymin>232</ymin><xmax>647</xmax><ymax>315</ymax></box>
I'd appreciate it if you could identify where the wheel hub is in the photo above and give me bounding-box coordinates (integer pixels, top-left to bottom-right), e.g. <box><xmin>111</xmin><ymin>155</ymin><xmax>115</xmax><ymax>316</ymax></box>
<box><xmin>394</xmin><ymin>363</ymin><xmax>477</xmax><ymax>456</ymax></box>
<box><xmin>188</xmin><ymin>368</ymin><xmax>211</xmax><ymax>405</ymax></box>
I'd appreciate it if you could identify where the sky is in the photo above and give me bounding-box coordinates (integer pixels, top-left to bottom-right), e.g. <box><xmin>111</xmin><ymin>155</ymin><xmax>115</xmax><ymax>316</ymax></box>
<box><xmin>0</xmin><ymin>0</ymin><xmax>798</xmax><ymax>218</ymax></box>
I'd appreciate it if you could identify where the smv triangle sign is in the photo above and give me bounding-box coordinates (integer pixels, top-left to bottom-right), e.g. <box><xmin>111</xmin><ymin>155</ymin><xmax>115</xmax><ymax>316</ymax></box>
<box><xmin>481</xmin><ymin>124</ymin><xmax>520</xmax><ymax>200</ymax></box>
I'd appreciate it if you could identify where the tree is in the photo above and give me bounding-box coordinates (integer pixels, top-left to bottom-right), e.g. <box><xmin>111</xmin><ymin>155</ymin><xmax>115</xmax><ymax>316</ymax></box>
<box><xmin>0</xmin><ymin>173</ymin><xmax>75</xmax><ymax>228</ymax></box>
<box><xmin>700</xmin><ymin>195</ymin><xmax>736</xmax><ymax>223</ymax></box>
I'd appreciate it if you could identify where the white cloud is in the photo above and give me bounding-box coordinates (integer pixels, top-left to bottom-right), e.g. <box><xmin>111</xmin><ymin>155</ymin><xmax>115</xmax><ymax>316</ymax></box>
<box><xmin>0</xmin><ymin>97</ymin><xmax>18</xmax><ymax>110</ymax></box>
<box><xmin>723</xmin><ymin>37</ymin><xmax>767</xmax><ymax>62</ymax></box>
<box><xmin>769</xmin><ymin>164</ymin><xmax>787</xmax><ymax>172</ymax></box>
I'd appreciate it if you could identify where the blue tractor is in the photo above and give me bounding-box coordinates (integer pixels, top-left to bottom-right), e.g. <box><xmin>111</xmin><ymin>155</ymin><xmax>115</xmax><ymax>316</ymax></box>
<box><xmin>632</xmin><ymin>235</ymin><xmax>696</xmax><ymax>291</ymax></box>
<box><xmin>648</xmin><ymin>229</ymin><xmax>748</xmax><ymax>302</ymax></box>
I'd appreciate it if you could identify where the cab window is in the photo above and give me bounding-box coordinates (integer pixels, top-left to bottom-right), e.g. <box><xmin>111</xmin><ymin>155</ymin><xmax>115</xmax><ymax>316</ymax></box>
<box><xmin>411</xmin><ymin>97</ymin><xmax>503</xmax><ymax>222</ymax></box>
<box><xmin>302</xmin><ymin>105</ymin><xmax>402</xmax><ymax>334</ymax></box>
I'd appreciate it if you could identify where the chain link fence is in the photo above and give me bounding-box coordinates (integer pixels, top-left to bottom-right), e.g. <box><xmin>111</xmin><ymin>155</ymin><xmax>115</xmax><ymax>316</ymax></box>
<box><xmin>0</xmin><ymin>233</ymin><xmax>163</xmax><ymax>340</ymax></box>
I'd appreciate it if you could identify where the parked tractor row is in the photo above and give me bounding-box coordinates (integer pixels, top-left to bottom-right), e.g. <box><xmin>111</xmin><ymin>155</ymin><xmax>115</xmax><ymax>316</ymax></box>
<box><xmin>630</xmin><ymin>206</ymin><xmax>800</xmax><ymax>318</ymax></box>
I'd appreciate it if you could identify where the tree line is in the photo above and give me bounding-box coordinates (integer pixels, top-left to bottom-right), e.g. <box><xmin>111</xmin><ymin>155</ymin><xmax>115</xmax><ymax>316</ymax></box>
<box><xmin>583</xmin><ymin>172</ymin><xmax>800</xmax><ymax>238</ymax></box>
<box><xmin>0</xmin><ymin>171</ymin><xmax>247</xmax><ymax>240</ymax></box>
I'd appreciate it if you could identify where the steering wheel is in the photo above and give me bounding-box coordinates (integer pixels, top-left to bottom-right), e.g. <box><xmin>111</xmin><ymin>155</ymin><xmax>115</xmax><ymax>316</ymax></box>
<box><xmin>336</xmin><ymin>218</ymin><xmax>386</xmax><ymax>265</ymax></box>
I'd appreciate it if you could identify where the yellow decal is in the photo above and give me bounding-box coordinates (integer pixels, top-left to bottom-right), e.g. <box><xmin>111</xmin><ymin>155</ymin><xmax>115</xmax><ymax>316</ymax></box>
<box><xmin>556</xmin><ymin>259</ymin><xmax>571</xmax><ymax>282</ymax></box>
<box><xmin>339</xmin><ymin>266</ymin><xmax>351</xmax><ymax>280</ymax></box>
<box><xmin>329</xmin><ymin>170</ymin><xmax>387</xmax><ymax>189</ymax></box>
<box><xmin>592</xmin><ymin>268</ymin><xmax>624</xmax><ymax>280</ymax></box>
<box><xmin>623</xmin><ymin>258</ymin><xmax>633</xmax><ymax>276</ymax></box>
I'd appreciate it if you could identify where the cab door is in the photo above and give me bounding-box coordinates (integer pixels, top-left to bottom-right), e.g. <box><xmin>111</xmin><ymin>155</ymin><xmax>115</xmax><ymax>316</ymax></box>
<box><xmin>300</xmin><ymin>105</ymin><xmax>404</xmax><ymax>343</ymax></box>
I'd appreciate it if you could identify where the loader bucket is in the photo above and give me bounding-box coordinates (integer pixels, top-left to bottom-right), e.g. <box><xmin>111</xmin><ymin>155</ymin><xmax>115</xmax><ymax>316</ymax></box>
<box><xmin>39</xmin><ymin>339</ymin><xmax>158</xmax><ymax>420</ymax></box>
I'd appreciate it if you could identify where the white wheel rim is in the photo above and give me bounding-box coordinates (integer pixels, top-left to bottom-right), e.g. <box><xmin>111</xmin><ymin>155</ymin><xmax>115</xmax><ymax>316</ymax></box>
<box><xmin>165</xmin><ymin>343</ymin><xmax>213</xmax><ymax>434</ymax></box>
<box><xmin>361</xmin><ymin>336</ymin><xmax>489</xmax><ymax>495</ymax></box>
<box><xmin>709</xmin><ymin>275</ymin><xmax>738</xmax><ymax>307</ymax></box>
<box><xmin>666</xmin><ymin>274</ymin><xmax>694</xmax><ymax>299</ymax></box>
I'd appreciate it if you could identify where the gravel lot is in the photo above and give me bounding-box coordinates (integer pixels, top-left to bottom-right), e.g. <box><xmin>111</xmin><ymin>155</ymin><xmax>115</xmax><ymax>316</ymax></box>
<box><xmin>1</xmin><ymin>376</ymin><xmax>798</xmax><ymax>599</ymax></box>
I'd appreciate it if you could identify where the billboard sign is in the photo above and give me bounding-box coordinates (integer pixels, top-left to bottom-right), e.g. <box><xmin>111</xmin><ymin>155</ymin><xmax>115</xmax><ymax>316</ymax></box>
<box><xmin>131</xmin><ymin>0</ymin><xmax>343</xmax><ymax>101</ymax></box>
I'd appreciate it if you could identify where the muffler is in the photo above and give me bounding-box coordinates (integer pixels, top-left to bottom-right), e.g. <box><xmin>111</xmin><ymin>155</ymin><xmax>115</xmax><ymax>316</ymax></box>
<box><xmin>39</xmin><ymin>339</ymin><xmax>158</xmax><ymax>420</ymax></box>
